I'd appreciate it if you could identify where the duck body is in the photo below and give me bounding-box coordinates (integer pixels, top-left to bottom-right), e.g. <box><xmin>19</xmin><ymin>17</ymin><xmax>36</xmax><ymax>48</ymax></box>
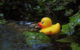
<box><xmin>40</xmin><ymin>23</ymin><xmax>60</xmax><ymax>35</ymax></box>
<box><xmin>38</xmin><ymin>17</ymin><xmax>61</xmax><ymax>35</ymax></box>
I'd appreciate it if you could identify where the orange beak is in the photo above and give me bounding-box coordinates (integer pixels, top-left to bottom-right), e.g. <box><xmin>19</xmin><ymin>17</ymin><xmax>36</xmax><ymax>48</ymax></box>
<box><xmin>38</xmin><ymin>22</ymin><xmax>42</xmax><ymax>28</ymax></box>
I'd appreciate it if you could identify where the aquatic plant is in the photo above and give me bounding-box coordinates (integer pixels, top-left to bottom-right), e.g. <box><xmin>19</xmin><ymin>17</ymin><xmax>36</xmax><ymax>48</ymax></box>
<box><xmin>0</xmin><ymin>19</ymin><xmax>6</xmax><ymax>24</ymax></box>
<box><xmin>23</xmin><ymin>31</ymin><xmax>50</xmax><ymax>47</ymax></box>
<box><xmin>0</xmin><ymin>0</ymin><xmax>80</xmax><ymax>50</ymax></box>
<box><xmin>61</xmin><ymin>11</ymin><xmax>80</xmax><ymax>35</ymax></box>
<box><xmin>56</xmin><ymin>10</ymin><xmax>80</xmax><ymax>50</ymax></box>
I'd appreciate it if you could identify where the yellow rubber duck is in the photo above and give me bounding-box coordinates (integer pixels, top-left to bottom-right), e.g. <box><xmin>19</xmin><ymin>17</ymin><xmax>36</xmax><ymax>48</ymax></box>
<box><xmin>38</xmin><ymin>17</ymin><xmax>61</xmax><ymax>35</ymax></box>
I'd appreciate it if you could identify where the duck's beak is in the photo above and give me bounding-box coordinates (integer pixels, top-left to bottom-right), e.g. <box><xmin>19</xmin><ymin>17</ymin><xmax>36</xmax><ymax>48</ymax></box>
<box><xmin>38</xmin><ymin>22</ymin><xmax>42</xmax><ymax>28</ymax></box>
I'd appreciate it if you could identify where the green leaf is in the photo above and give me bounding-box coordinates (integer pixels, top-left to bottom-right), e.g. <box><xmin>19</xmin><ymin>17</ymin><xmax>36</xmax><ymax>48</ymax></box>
<box><xmin>54</xmin><ymin>6</ymin><xmax>65</xmax><ymax>11</ymax></box>
<box><xmin>52</xmin><ymin>0</ymin><xmax>56</xmax><ymax>3</ymax></box>
<box><xmin>23</xmin><ymin>31</ymin><xmax>51</xmax><ymax>47</ymax></box>
<box><xmin>0</xmin><ymin>19</ymin><xmax>6</xmax><ymax>24</ymax></box>
<box><xmin>71</xmin><ymin>43</ymin><xmax>80</xmax><ymax>50</ymax></box>
<box><xmin>61</xmin><ymin>23</ymin><xmax>74</xmax><ymax>35</ymax></box>
<box><xmin>70</xmin><ymin>11</ymin><xmax>80</xmax><ymax>25</ymax></box>
<box><xmin>0</xmin><ymin>2</ymin><xmax>3</xmax><ymax>6</ymax></box>
<box><xmin>61</xmin><ymin>11</ymin><xmax>80</xmax><ymax>35</ymax></box>
<box><xmin>64</xmin><ymin>9</ymin><xmax>73</xmax><ymax>16</ymax></box>
<box><xmin>56</xmin><ymin>38</ymin><xmax>71</xmax><ymax>42</ymax></box>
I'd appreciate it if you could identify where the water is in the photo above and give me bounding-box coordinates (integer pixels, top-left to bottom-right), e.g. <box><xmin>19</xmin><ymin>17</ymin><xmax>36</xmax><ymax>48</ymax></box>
<box><xmin>0</xmin><ymin>22</ymin><xmax>71</xmax><ymax>50</ymax></box>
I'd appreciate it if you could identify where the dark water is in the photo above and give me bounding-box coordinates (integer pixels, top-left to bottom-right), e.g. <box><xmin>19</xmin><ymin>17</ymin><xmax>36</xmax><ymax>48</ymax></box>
<box><xmin>0</xmin><ymin>22</ymin><xmax>72</xmax><ymax>50</ymax></box>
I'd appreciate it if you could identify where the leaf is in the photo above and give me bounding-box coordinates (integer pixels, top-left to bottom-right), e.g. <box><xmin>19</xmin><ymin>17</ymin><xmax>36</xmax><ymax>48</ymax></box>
<box><xmin>0</xmin><ymin>2</ymin><xmax>3</xmax><ymax>6</ymax></box>
<box><xmin>61</xmin><ymin>11</ymin><xmax>80</xmax><ymax>35</ymax></box>
<box><xmin>71</xmin><ymin>43</ymin><xmax>80</xmax><ymax>50</ymax></box>
<box><xmin>61</xmin><ymin>23</ymin><xmax>74</xmax><ymax>35</ymax></box>
<box><xmin>64</xmin><ymin>9</ymin><xmax>73</xmax><ymax>16</ymax></box>
<box><xmin>23</xmin><ymin>31</ymin><xmax>51</xmax><ymax>47</ymax></box>
<box><xmin>70</xmin><ymin>11</ymin><xmax>80</xmax><ymax>25</ymax></box>
<box><xmin>53</xmin><ymin>6</ymin><xmax>65</xmax><ymax>11</ymax></box>
<box><xmin>0</xmin><ymin>19</ymin><xmax>6</xmax><ymax>24</ymax></box>
<box><xmin>56</xmin><ymin>38</ymin><xmax>71</xmax><ymax>42</ymax></box>
<box><xmin>78</xmin><ymin>5</ymin><xmax>80</xmax><ymax>10</ymax></box>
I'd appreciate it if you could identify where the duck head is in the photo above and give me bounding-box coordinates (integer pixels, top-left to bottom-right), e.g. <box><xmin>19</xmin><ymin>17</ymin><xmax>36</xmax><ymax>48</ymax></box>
<box><xmin>38</xmin><ymin>17</ymin><xmax>52</xmax><ymax>28</ymax></box>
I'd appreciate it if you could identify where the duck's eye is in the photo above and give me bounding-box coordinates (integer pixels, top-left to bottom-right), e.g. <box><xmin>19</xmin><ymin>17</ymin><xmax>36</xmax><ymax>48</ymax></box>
<box><xmin>42</xmin><ymin>22</ymin><xmax>44</xmax><ymax>24</ymax></box>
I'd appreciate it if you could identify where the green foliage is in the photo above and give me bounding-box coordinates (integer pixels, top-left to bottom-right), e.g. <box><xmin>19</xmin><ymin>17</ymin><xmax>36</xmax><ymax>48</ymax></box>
<box><xmin>71</xmin><ymin>43</ymin><xmax>80</xmax><ymax>50</ymax></box>
<box><xmin>64</xmin><ymin>9</ymin><xmax>73</xmax><ymax>16</ymax></box>
<box><xmin>32</xmin><ymin>0</ymin><xmax>78</xmax><ymax>18</ymax></box>
<box><xmin>61</xmin><ymin>11</ymin><xmax>80</xmax><ymax>35</ymax></box>
<box><xmin>23</xmin><ymin>31</ymin><xmax>50</xmax><ymax>47</ymax></box>
<box><xmin>0</xmin><ymin>2</ymin><xmax>3</xmax><ymax>6</ymax></box>
<box><xmin>57</xmin><ymin>11</ymin><xmax>80</xmax><ymax>50</ymax></box>
<box><xmin>61</xmin><ymin>23</ymin><xmax>75</xmax><ymax>35</ymax></box>
<box><xmin>2</xmin><ymin>0</ymin><xmax>79</xmax><ymax>21</ymax></box>
<box><xmin>56</xmin><ymin>38</ymin><xmax>71</xmax><ymax>42</ymax></box>
<box><xmin>0</xmin><ymin>19</ymin><xmax>6</xmax><ymax>24</ymax></box>
<box><xmin>1</xmin><ymin>0</ymin><xmax>80</xmax><ymax>49</ymax></box>
<box><xmin>70</xmin><ymin>11</ymin><xmax>80</xmax><ymax>25</ymax></box>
